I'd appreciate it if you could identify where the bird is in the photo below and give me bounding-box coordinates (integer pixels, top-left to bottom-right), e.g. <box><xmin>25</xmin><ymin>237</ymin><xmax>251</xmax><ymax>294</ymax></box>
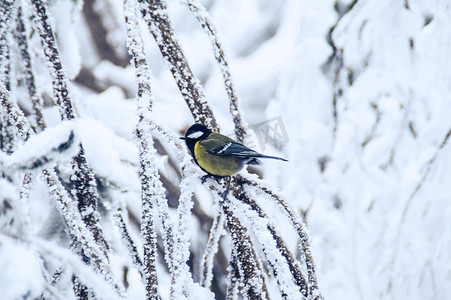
<box><xmin>180</xmin><ymin>123</ymin><xmax>287</xmax><ymax>198</ymax></box>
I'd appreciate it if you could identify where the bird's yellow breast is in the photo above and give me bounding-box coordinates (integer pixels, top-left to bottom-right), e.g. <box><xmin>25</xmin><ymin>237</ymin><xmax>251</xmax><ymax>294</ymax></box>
<box><xmin>194</xmin><ymin>141</ymin><xmax>241</xmax><ymax>177</ymax></box>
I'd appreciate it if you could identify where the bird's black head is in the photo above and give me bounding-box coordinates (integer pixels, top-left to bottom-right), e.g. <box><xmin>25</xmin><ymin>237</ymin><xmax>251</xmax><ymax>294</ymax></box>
<box><xmin>180</xmin><ymin>124</ymin><xmax>212</xmax><ymax>154</ymax></box>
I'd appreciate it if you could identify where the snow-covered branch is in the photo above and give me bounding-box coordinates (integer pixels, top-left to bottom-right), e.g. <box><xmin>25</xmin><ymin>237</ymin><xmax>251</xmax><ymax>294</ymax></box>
<box><xmin>1</xmin><ymin>84</ymin><xmax>122</xmax><ymax>298</ymax></box>
<box><xmin>238</xmin><ymin>174</ymin><xmax>323</xmax><ymax>299</ymax></box>
<box><xmin>200</xmin><ymin>210</ymin><xmax>225</xmax><ymax>288</ymax></box>
<box><xmin>13</xmin><ymin>5</ymin><xmax>46</xmax><ymax>132</ymax></box>
<box><xmin>183</xmin><ymin>0</ymin><xmax>247</xmax><ymax>142</ymax></box>
<box><xmin>123</xmin><ymin>0</ymin><xmax>162</xmax><ymax>297</ymax></box>
<box><xmin>29</xmin><ymin>1</ymin><xmax>112</xmax><ymax>281</ymax></box>
<box><xmin>233</xmin><ymin>183</ymin><xmax>308</xmax><ymax>298</ymax></box>
<box><xmin>0</xmin><ymin>0</ymin><xmax>14</xmax><ymax>94</ymax></box>
<box><xmin>43</xmin><ymin>168</ymin><xmax>124</xmax><ymax>297</ymax></box>
<box><xmin>218</xmin><ymin>193</ymin><xmax>269</xmax><ymax>300</ymax></box>
<box><xmin>0</xmin><ymin>85</ymin><xmax>32</xmax><ymax>141</ymax></box>
<box><xmin>28</xmin><ymin>0</ymin><xmax>76</xmax><ymax>120</ymax></box>
<box><xmin>113</xmin><ymin>209</ymin><xmax>144</xmax><ymax>279</ymax></box>
<box><xmin>137</xmin><ymin>0</ymin><xmax>219</xmax><ymax>131</ymax></box>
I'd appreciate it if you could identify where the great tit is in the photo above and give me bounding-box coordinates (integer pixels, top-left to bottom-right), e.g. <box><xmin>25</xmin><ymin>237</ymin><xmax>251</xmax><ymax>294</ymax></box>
<box><xmin>180</xmin><ymin>123</ymin><xmax>287</xmax><ymax>179</ymax></box>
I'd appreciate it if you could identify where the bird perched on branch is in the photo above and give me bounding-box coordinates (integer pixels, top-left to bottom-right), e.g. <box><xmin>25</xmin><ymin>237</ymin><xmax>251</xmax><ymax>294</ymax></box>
<box><xmin>181</xmin><ymin>123</ymin><xmax>287</xmax><ymax>198</ymax></box>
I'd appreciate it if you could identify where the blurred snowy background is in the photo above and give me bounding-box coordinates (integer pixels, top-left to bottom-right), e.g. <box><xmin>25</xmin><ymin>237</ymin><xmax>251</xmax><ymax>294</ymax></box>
<box><xmin>1</xmin><ymin>0</ymin><xmax>451</xmax><ymax>299</ymax></box>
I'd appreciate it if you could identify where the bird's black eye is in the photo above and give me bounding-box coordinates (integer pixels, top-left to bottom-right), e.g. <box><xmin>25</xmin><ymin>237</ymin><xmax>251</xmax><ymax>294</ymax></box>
<box><xmin>187</xmin><ymin>131</ymin><xmax>204</xmax><ymax>139</ymax></box>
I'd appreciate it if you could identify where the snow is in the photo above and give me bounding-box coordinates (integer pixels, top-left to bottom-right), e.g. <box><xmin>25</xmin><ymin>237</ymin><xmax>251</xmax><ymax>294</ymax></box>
<box><xmin>76</xmin><ymin>117</ymin><xmax>139</xmax><ymax>188</ymax></box>
<box><xmin>0</xmin><ymin>235</ymin><xmax>44</xmax><ymax>299</ymax></box>
<box><xmin>2</xmin><ymin>0</ymin><xmax>451</xmax><ymax>299</ymax></box>
<box><xmin>3</xmin><ymin>120</ymin><xmax>78</xmax><ymax>171</ymax></box>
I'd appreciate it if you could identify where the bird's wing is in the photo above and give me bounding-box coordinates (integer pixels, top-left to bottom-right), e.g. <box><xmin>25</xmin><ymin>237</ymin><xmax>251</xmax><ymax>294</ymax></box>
<box><xmin>205</xmin><ymin>140</ymin><xmax>260</xmax><ymax>157</ymax></box>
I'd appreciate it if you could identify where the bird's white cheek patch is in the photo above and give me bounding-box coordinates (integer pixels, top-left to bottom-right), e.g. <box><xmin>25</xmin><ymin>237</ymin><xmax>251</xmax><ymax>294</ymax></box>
<box><xmin>187</xmin><ymin>131</ymin><xmax>204</xmax><ymax>139</ymax></box>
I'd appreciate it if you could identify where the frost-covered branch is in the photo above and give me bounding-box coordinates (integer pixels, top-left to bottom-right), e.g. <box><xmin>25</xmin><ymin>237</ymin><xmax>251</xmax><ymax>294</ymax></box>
<box><xmin>218</xmin><ymin>193</ymin><xmax>269</xmax><ymax>300</ymax></box>
<box><xmin>0</xmin><ymin>105</ymin><xmax>16</xmax><ymax>154</ymax></box>
<box><xmin>0</xmin><ymin>85</ymin><xmax>33</xmax><ymax>143</ymax></box>
<box><xmin>136</xmin><ymin>125</ymin><xmax>164</xmax><ymax>300</ymax></box>
<box><xmin>0</xmin><ymin>1</ymin><xmax>14</xmax><ymax>57</ymax></box>
<box><xmin>200</xmin><ymin>210</ymin><xmax>225</xmax><ymax>288</ymax></box>
<box><xmin>170</xmin><ymin>174</ymin><xmax>198</xmax><ymax>298</ymax></box>
<box><xmin>238</xmin><ymin>175</ymin><xmax>323</xmax><ymax>299</ymax></box>
<box><xmin>28</xmin><ymin>0</ymin><xmax>76</xmax><ymax>120</ymax></box>
<box><xmin>1</xmin><ymin>86</ymin><xmax>33</xmax><ymax>242</ymax></box>
<box><xmin>183</xmin><ymin>0</ymin><xmax>247</xmax><ymax>142</ymax></box>
<box><xmin>43</xmin><ymin>168</ymin><xmax>124</xmax><ymax>297</ymax></box>
<box><xmin>147</xmin><ymin>129</ymin><xmax>201</xmax><ymax>299</ymax></box>
<box><xmin>71</xmin><ymin>146</ymin><xmax>110</xmax><ymax>257</ymax></box>
<box><xmin>233</xmin><ymin>180</ymin><xmax>309</xmax><ymax>298</ymax></box>
<box><xmin>113</xmin><ymin>209</ymin><xmax>144</xmax><ymax>277</ymax></box>
<box><xmin>13</xmin><ymin>5</ymin><xmax>46</xmax><ymax>132</ymax></box>
<box><xmin>137</xmin><ymin>0</ymin><xmax>219</xmax><ymax>131</ymax></box>
<box><xmin>36</xmin><ymin>238</ymin><xmax>123</xmax><ymax>300</ymax></box>
<box><xmin>225</xmin><ymin>251</ymin><xmax>240</xmax><ymax>300</ymax></box>
<box><xmin>29</xmin><ymin>0</ymin><xmax>112</xmax><ymax>276</ymax></box>
<box><xmin>1</xmin><ymin>83</ymin><xmax>122</xmax><ymax>297</ymax></box>
<box><xmin>0</xmin><ymin>1</ymin><xmax>16</xmax><ymax>154</ymax></box>
<box><xmin>123</xmin><ymin>0</ymin><xmax>162</xmax><ymax>297</ymax></box>
<box><xmin>0</xmin><ymin>0</ymin><xmax>14</xmax><ymax>93</ymax></box>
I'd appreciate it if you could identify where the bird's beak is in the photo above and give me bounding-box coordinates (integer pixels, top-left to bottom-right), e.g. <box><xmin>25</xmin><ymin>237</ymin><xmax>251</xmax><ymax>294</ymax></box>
<box><xmin>180</xmin><ymin>137</ymin><xmax>186</xmax><ymax>140</ymax></box>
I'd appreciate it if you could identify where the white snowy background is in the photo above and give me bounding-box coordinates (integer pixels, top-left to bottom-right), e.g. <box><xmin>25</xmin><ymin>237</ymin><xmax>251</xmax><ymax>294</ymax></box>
<box><xmin>1</xmin><ymin>0</ymin><xmax>451</xmax><ymax>299</ymax></box>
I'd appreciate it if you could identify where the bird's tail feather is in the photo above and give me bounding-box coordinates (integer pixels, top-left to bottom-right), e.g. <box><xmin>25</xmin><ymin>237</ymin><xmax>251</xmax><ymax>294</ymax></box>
<box><xmin>258</xmin><ymin>155</ymin><xmax>288</xmax><ymax>162</ymax></box>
